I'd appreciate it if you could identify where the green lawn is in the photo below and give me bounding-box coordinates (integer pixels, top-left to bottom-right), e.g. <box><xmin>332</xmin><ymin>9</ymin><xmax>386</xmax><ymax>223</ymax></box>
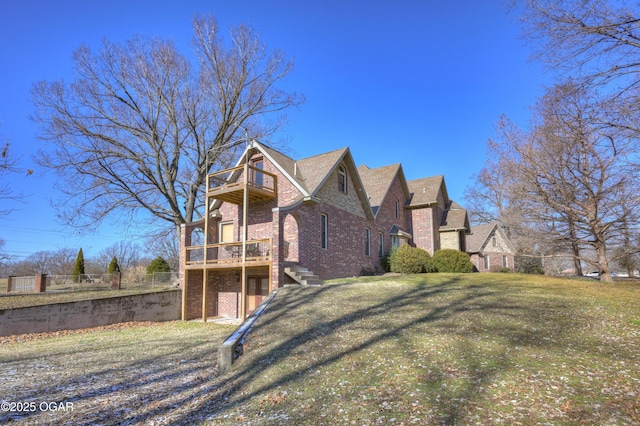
<box><xmin>1</xmin><ymin>273</ymin><xmax>639</xmax><ymax>425</ymax></box>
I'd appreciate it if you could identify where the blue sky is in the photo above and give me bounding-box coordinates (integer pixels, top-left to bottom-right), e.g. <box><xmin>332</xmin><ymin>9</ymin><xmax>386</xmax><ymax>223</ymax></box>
<box><xmin>0</xmin><ymin>0</ymin><xmax>547</xmax><ymax>261</ymax></box>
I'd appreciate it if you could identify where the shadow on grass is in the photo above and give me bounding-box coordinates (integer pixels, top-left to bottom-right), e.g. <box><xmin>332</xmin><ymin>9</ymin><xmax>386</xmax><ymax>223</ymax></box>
<box><xmin>2</xmin><ymin>275</ymin><xmax>633</xmax><ymax>424</ymax></box>
<box><xmin>0</xmin><ymin>325</ymin><xmax>233</xmax><ymax>425</ymax></box>
<box><xmin>174</xmin><ymin>276</ymin><xmax>595</xmax><ymax>424</ymax></box>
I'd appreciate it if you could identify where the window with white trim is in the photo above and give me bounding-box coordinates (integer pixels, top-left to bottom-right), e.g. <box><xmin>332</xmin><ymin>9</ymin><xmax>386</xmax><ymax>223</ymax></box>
<box><xmin>321</xmin><ymin>214</ymin><xmax>328</xmax><ymax>249</ymax></box>
<box><xmin>378</xmin><ymin>232</ymin><xmax>385</xmax><ymax>258</ymax></box>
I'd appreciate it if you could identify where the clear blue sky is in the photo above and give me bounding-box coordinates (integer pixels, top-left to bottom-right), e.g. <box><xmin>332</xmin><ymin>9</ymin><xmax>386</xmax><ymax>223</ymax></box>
<box><xmin>0</xmin><ymin>0</ymin><xmax>547</xmax><ymax>261</ymax></box>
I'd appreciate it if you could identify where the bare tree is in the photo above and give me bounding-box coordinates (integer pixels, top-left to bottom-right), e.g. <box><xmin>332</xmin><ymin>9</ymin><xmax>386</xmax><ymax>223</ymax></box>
<box><xmin>492</xmin><ymin>82</ymin><xmax>640</xmax><ymax>282</ymax></box>
<box><xmin>49</xmin><ymin>248</ymin><xmax>77</xmax><ymax>275</ymax></box>
<box><xmin>516</xmin><ymin>0</ymin><xmax>640</xmax><ymax>146</ymax></box>
<box><xmin>517</xmin><ymin>0</ymin><xmax>640</xmax><ymax>87</ymax></box>
<box><xmin>31</xmin><ymin>15</ymin><xmax>303</xmax><ymax>236</ymax></box>
<box><xmin>24</xmin><ymin>251</ymin><xmax>54</xmax><ymax>274</ymax></box>
<box><xmin>1</xmin><ymin>130</ymin><xmax>33</xmax><ymax>218</ymax></box>
<box><xmin>147</xmin><ymin>229</ymin><xmax>180</xmax><ymax>271</ymax></box>
<box><xmin>96</xmin><ymin>241</ymin><xmax>142</xmax><ymax>274</ymax></box>
<box><xmin>0</xmin><ymin>240</ymin><xmax>9</xmax><ymax>270</ymax></box>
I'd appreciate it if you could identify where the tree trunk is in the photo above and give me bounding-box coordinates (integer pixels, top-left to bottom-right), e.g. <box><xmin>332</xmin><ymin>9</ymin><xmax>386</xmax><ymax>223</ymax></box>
<box><xmin>569</xmin><ymin>221</ymin><xmax>582</xmax><ymax>276</ymax></box>
<box><xmin>595</xmin><ymin>241</ymin><xmax>613</xmax><ymax>283</ymax></box>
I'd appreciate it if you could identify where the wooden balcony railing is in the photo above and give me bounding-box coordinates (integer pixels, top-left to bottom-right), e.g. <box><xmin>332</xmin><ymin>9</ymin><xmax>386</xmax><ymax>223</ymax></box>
<box><xmin>206</xmin><ymin>165</ymin><xmax>277</xmax><ymax>204</ymax></box>
<box><xmin>185</xmin><ymin>239</ymin><xmax>272</xmax><ymax>267</ymax></box>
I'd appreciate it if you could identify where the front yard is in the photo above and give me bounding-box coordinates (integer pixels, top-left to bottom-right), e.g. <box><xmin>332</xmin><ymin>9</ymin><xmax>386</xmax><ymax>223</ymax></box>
<box><xmin>1</xmin><ymin>273</ymin><xmax>639</xmax><ymax>424</ymax></box>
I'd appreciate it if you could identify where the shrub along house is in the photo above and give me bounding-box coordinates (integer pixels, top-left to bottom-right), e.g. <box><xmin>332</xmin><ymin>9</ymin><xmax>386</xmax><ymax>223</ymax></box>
<box><xmin>180</xmin><ymin>141</ymin><xmax>515</xmax><ymax>321</ymax></box>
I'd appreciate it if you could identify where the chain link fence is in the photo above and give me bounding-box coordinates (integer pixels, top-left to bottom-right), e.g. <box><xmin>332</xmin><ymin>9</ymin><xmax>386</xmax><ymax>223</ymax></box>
<box><xmin>6</xmin><ymin>272</ymin><xmax>180</xmax><ymax>293</ymax></box>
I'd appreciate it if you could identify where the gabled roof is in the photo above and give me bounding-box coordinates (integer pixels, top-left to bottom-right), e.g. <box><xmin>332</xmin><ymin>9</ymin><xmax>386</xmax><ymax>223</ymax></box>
<box><xmin>466</xmin><ymin>222</ymin><xmax>516</xmax><ymax>254</ymax></box>
<box><xmin>407</xmin><ymin>175</ymin><xmax>449</xmax><ymax>207</ymax></box>
<box><xmin>296</xmin><ymin>147</ymin><xmax>374</xmax><ymax>220</ymax></box>
<box><xmin>259</xmin><ymin>143</ymin><xmax>308</xmax><ymax>193</ymax></box>
<box><xmin>358</xmin><ymin>163</ymin><xmax>410</xmax><ymax>216</ymax></box>
<box><xmin>210</xmin><ymin>141</ymin><xmax>310</xmax><ymax>211</ymax></box>
<box><xmin>439</xmin><ymin>201</ymin><xmax>469</xmax><ymax>231</ymax></box>
<box><xmin>466</xmin><ymin>222</ymin><xmax>496</xmax><ymax>253</ymax></box>
<box><xmin>227</xmin><ymin>142</ymin><xmax>374</xmax><ymax>220</ymax></box>
<box><xmin>295</xmin><ymin>148</ymin><xmax>349</xmax><ymax>196</ymax></box>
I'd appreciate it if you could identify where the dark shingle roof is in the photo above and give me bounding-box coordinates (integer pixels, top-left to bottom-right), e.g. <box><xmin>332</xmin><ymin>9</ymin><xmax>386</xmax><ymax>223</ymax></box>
<box><xmin>466</xmin><ymin>222</ymin><xmax>497</xmax><ymax>253</ymax></box>
<box><xmin>295</xmin><ymin>148</ymin><xmax>349</xmax><ymax>196</ymax></box>
<box><xmin>439</xmin><ymin>201</ymin><xmax>469</xmax><ymax>231</ymax></box>
<box><xmin>260</xmin><ymin>144</ymin><xmax>308</xmax><ymax>192</ymax></box>
<box><xmin>407</xmin><ymin>175</ymin><xmax>446</xmax><ymax>207</ymax></box>
<box><xmin>358</xmin><ymin>163</ymin><xmax>401</xmax><ymax>215</ymax></box>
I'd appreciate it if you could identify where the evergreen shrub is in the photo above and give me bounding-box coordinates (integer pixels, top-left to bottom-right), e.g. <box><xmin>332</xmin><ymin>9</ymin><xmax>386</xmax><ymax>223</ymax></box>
<box><xmin>72</xmin><ymin>248</ymin><xmax>85</xmax><ymax>283</ymax></box>
<box><xmin>432</xmin><ymin>249</ymin><xmax>475</xmax><ymax>273</ymax></box>
<box><xmin>390</xmin><ymin>244</ymin><xmax>434</xmax><ymax>274</ymax></box>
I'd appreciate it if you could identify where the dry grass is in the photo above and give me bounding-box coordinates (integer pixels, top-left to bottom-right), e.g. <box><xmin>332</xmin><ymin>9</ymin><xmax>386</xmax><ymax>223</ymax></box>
<box><xmin>0</xmin><ymin>287</ymin><xmax>174</xmax><ymax>310</ymax></box>
<box><xmin>1</xmin><ymin>273</ymin><xmax>639</xmax><ymax>425</ymax></box>
<box><xmin>0</xmin><ymin>321</ymin><xmax>237</xmax><ymax>425</ymax></box>
<box><xmin>205</xmin><ymin>273</ymin><xmax>640</xmax><ymax>425</ymax></box>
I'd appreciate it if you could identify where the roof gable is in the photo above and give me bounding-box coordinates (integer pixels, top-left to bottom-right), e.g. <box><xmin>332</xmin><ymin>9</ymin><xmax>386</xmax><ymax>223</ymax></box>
<box><xmin>466</xmin><ymin>222</ymin><xmax>515</xmax><ymax>254</ymax></box>
<box><xmin>407</xmin><ymin>175</ymin><xmax>449</xmax><ymax>208</ymax></box>
<box><xmin>358</xmin><ymin>163</ymin><xmax>410</xmax><ymax>217</ymax></box>
<box><xmin>209</xmin><ymin>141</ymin><xmax>309</xmax><ymax>210</ymax></box>
<box><xmin>295</xmin><ymin>148</ymin><xmax>348</xmax><ymax>196</ymax></box>
<box><xmin>295</xmin><ymin>147</ymin><xmax>374</xmax><ymax>220</ymax></box>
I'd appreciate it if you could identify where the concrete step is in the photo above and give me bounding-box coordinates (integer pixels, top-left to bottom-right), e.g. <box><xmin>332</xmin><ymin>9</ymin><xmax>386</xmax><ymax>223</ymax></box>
<box><xmin>284</xmin><ymin>266</ymin><xmax>323</xmax><ymax>286</ymax></box>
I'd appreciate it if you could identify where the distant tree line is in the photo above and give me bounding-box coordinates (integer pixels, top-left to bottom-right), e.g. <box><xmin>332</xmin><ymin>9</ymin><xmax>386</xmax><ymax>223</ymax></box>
<box><xmin>0</xmin><ymin>239</ymin><xmax>177</xmax><ymax>280</ymax></box>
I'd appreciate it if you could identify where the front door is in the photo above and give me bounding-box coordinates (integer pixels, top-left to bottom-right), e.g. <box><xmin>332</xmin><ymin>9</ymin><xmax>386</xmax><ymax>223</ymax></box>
<box><xmin>246</xmin><ymin>276</ymin><xmax>269</xmax><ymax>315</ymax></box>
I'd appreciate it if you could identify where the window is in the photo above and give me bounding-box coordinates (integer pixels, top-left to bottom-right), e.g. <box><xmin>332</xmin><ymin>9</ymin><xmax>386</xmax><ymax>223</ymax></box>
<box><xmin>503</xmin><ymin>255</ymin><xmax>508</xmax><ymax>268</ymax></box>
<box><xmin>378</xmin><ymin>232</ymin><xmax>385</xmax><ymax>258</ymax></box>
<box><xmin>219</xmin><ymin>222</ymin><xmax>234</xmax><ymax>243</ymax></box>
<box><xmin>391</xmin><ymin>235</ymin><xmax>399</xmax><ymax>248</ymax></box>
<box><xmin>483</xmin><ymin>255</ymin><xmax>489</xmax><ymax>270</ymax></box>
<box><xmin>365</xmin><ymin>229</ymin><xmax>371</xmax><ymax>257</ymax></box>
<box><xmin>321</xmin><ymin>214</ymin><xmax>328</xmax><ymax>249</ymax></box>
<box><xmin>395</xmin><ymin>200</ymin><xmax>399</xmax><ymax>218</ymax></box>
<box><xmin>338</xmin><ymin>165</ymin><xmax>347</xmax><ymax>193</ymax></box>
<box><xmin>492</xmin><ymin>236</ymin><xmax>497</xmax><ymax>247</ymax></box>
<box><xmin>251</xmin><ymin>157</ymin><xmax>264</xmax><ymax>186</ymax></box>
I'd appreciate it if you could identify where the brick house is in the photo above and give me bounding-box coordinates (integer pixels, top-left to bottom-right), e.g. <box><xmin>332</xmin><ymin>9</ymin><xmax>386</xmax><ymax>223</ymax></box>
<box><xmin>466</xmin><ymin>222</ymin><xmax>516</xmax><ymax>272</ymax></box>
<box><xmin>180</xmin><ymin>141</ymin><xmax>514</xmax><ymax>320</ymax></box>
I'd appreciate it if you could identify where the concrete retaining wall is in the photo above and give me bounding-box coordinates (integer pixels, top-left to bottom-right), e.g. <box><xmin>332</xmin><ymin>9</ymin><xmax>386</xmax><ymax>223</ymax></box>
<box><xmin>0</xmin><ymin>289</ymin><xmax>181</xmax><ymax>337</ymax></box>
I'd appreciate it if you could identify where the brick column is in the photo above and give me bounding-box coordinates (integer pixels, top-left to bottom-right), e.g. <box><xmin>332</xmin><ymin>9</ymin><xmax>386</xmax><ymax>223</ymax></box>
<box><xmin>6</xmin><ymin>276</ymin><xmax>12</xmax><ymax>293</ymax></box>
<box><xmin>111</xmin><ymin>272</ymin><xmax>121</xmax><ymax>290</ymax></box>
<box><xmin>34</xmin><ymin>274</ymin><xmax>47</xmax><ymax>293</ymax></box>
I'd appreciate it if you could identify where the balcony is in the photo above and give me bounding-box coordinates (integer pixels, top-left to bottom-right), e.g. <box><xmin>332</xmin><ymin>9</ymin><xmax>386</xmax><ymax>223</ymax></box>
<box><xmin>207</xmin><ymin>165</ymin><xmax>277</xmax><ymax>205</ymax></box>
<box><xmin>185</xmin><ymin>239</ymin><xmax>272</xmax><ymax>268</ymax></box>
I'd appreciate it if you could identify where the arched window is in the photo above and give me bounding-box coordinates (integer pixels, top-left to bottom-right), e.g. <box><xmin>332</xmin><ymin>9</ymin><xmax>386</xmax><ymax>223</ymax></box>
<box><xmin>338</xmin><ymin>165</ymin><xmax>347</xmax><ymax>193</ymax></box>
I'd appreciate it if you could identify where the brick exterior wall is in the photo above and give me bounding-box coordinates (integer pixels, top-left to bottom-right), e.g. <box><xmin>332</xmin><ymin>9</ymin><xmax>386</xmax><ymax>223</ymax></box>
<box><xmin>184</xmin><ymin>267</ymin><xmax>270</xmax><ymax>320</ymax></box>
<box><xmin>375</xmin><ymin>176</ymin><xmax>412</xmax><ymax>250</ymax></box>
<box><xmin>180</xmin><ymin>145</ymin><xmax>515</xmax><ymax>319</ymax></box>
<box><xmin>411</xmin><ymin>207</ymin><xmax>435</xmax><ymax>254</ymax></box>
